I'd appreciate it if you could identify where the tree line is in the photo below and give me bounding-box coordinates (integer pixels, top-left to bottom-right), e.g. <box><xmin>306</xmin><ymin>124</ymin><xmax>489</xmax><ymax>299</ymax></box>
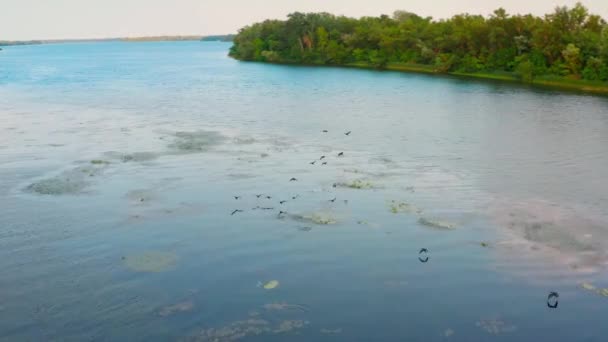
<box><xmin>229</xmin><ymin>3</ymin><xmax>608</xmax><ymax>82</ymax></box>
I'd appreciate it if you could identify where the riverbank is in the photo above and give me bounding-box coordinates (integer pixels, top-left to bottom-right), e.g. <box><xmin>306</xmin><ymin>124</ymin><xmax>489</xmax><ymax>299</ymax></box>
<box><xmin>343</xmin><ymin>62</ymin><xmax>608</xmax><ymax>96</ymax></box>
<box><xmin>229</xmin><ymin>58</ymin><xmax>608</xmax><ymax>96</ymax></box>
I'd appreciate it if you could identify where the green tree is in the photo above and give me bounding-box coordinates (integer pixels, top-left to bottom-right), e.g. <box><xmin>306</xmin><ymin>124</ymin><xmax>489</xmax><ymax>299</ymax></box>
<box><xmin>562</xmin><ymin>43</ymin><xmax>582</xmax><ymax>75</ymax></box>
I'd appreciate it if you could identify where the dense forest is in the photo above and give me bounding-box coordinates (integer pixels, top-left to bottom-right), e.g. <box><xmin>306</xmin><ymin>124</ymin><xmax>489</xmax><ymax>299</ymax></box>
<box><xmin>229</xmin><ymin>3</ymin><xmax>608</xmax><ymax>83</ymax></box>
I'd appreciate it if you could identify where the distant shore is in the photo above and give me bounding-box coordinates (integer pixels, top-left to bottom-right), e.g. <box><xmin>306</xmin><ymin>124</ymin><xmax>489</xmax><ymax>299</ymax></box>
<box><xmin>0</xmin><ymin>35</ymin><xmax>234</xmax><ymax>46</ymax></box>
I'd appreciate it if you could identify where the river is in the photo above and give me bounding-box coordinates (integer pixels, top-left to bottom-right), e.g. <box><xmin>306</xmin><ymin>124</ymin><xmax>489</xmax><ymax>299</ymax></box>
<box><xmin>1</xmin><ymin>41</ymin><xmax>607</xmax><ymax>341</ymax></box>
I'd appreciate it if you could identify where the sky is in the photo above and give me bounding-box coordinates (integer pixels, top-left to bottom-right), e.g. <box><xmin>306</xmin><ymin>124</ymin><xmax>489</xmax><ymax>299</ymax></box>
<box><xmin>1</xmin><ymin>0</ymin><xmax>607</xmax><ymax>41</ymax></box>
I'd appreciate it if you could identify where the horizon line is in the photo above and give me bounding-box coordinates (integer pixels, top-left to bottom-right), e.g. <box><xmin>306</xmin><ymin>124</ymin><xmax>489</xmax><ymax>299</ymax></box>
<box><xmin>0</xmin><ymin>34</ymin><xmax>236</xmax><ymax>44</ymax></box>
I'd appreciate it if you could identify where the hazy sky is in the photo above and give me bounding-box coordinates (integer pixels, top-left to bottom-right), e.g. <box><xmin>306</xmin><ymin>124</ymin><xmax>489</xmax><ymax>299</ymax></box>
<box><xmin>1</xmin><ymin>0</ymin><xmax>607</xmax><ymax>40</ymax></box>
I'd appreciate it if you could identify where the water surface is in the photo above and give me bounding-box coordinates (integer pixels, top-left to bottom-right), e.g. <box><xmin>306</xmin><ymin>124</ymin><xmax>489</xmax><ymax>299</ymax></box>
<box><xmin>1</xmin><ymin>41</ymin><xmax>608</xmax><ymax>341</ymax></box>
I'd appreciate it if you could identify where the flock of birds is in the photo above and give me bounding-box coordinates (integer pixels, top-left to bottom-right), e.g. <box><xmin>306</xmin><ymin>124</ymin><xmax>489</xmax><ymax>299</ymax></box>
<box><xmin>227</xmin><ymin>128</ymin><xmax>565</xmax><ymax>310</ymax></box>
<box><xmin>230</xmin><ymin>130</ymin><xmax>352</xmax><ymax>218</ymax></box>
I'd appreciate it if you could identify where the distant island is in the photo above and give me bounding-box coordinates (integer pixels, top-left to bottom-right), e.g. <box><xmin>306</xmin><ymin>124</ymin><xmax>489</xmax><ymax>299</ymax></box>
<box><xmin>229</xmin><ymin>3</ymin><xmax>608</xmax><ymax>94</ymax></box>
<box><xmin>0</xmin><ymin>34</ymin><xmax>234</xmax><ymax>46</ymax></box>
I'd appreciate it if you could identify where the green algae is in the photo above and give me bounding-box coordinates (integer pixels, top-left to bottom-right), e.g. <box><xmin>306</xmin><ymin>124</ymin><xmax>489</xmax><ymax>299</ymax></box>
<box><xmin>25</xmin><ymin>164</ymin><xmax>107</xmax><ymax>195</ymax></box>
<box><xmin>169</xmin><ymin>130</ymin><xmax>226</xmax><ymax>153</ymax></box>
<box><xmin>581</xmin><ymin>282</ymin><xmax>596</xmax><ymax>291</ymax></box>
<box><xmin>189</xmin><ymin>319</ymin><xmax>309</xmax><ymax>341</ymax></box>
<box><xmin>159</xmin><ymin>301</ymin><xmax>194</xmax><ymax>317</ymax></box>
<box><xmin>334</xmin><ymin>179</ymin><xmax>374</xmax><ymax>190</ymax></box>
<box><xmin>262</xmin><ymin>280</ymin><xmax>280</xmax><ymax>290</ymax></box>
<box><xmin>418</xmin><ymin>217</ymin><xmax>456</xmax><ymax>230</ymax></box>
<box><xmin>389</xmin><ymin>200</ymin><xmax>423</xmax><ymax>214</ymax></box>
<box><xmin>123</xmin><ymin>251</ymin><xmax>178</xmax><ymax>273</ymax></box>
<box><xmin>288</xmin><ymin>212</ymin><xmax>338</xmax><ymax>225</ymax></box>
<box><xmin>580</xmin><ymin>282</ymin><xmax>608</xmax><ymax>297</ymax></box>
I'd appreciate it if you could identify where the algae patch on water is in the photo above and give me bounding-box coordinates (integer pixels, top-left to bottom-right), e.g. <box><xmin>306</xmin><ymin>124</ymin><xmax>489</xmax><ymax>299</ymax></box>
<box><xmin>159</xmin><ymin>301</ymin><xmax>194</xmax><ymax>317</ymax></box>
<box><xmin>418</xmin><ymin>217</ymin><xmax>456</xmax><ymax>230</ymax></box>
<box><xmin>168</xmin><ymin>130</ymin><xmax>226</xmax><ymax>153</ymax></box>
<box><xmin>24</xmin><ymin>164</ymin><xmax>108</xmax><ymax>195</ymax></box>
<box><xmin>262</xmin><ymin>280</ymin><xmax>280</xmax><ymax>290</ymax></box>
<box><xmin>389</xmin><ymin>200</ymin><xmax>423</xmax><ymax>214</ymax></box>
<box><xmin>334</xmin><ymin>179</ymin><xmax>375</xmax><ymax>190</ymax></box>
<box><xmin>123</xmin><ymin>251</ymin><xmax>178</xmax><ymax>272</ymax></box>
<box><xmin>263</xmin><ymin>302</ymin><xmax>308</xmax><ymax>312</ymax></box>
<box><xmin>288</xmin><ymin>212</ymin><xmax>338</xmax><ymax>225</ymax></box>
<box><xmin>103</xmin><ymin>151</ymin><xmax>160</xmax><ymax>163</ymax></box>
<box><xmin>188</xmin><ymin>319</ymin><xmax>308</xmax><ymax>341</ymax></box>
<box><xmin>580</xmin><ymin>282</ymin><xmax>608</xmax><ymax>297</ymax></box>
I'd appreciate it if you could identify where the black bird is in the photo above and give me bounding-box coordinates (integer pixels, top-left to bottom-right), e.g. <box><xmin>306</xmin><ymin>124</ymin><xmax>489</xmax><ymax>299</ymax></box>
<box><xmin>290</xmin><ymin>178</ymin><xmax>297</xmax><ymax>182</ymax></box>
<box><xmin>322</xmin><ymin>162</ymin><xmax>327</xmax><ymax>165</ymax></box>
<box><xmin>345</xmin><ymin>131</ymin><xmax>352</xmax><ymax>136</ymax></box>
<box><xmin>231</xmin><ymin>209</ymin><xmax>243</xmax><ymax>216</ymax></box>
<box><xmin>547</xmin><ymin>292</ymin><xmax>559</xmax><ymax>309</ymax></box>
<box><xmin>320</xmin><ymin>156</ymin><xmax>326</xmax><ymax>160</ymax></box>
<box><xmin>329</xmin><ymin>197</ymin><xmax>337</xmax><ymax>203</ymax></box>
<box><xmin>256</xmin><ymin>194</ymin><xmax>263</xmax><ymax>198</ymax></box>
<box><xmin>234</xmin><ymin>196</ymin><xmax>241</xmax><ymax>200</ymax></box>
<box><xmin>280</xmin><ymin>200</ymin><xmax>288</xmax><ymax>205</ymax></box>
<box><xmin>310</xmin><ymin>161</ymin><xmax>316</xmax><ymax>165</ymax></box>
<box><xmin>322</xmin><ymin>130</ymin><xmax>328</xmax><ymax>133</ymax></box>
<box><xmin>266</xmin><ymin>196</ymin><xmax>272</xmax><ymax>199</ymax></box>
<box><xmin>338</xmin><ymin>152</ymin><xmax>344</xmax><ymax>157</ymax></box>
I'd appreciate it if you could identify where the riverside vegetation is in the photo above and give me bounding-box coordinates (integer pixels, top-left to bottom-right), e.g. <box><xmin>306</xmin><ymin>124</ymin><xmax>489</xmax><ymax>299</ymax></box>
<box><xmin>229</xmin><ymin>2</ymin><xmax>608</xmax><ymax>94</ymax></box>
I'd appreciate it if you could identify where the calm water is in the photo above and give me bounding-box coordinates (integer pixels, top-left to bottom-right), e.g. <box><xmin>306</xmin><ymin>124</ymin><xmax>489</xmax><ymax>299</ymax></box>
<box><xmin>1</xmin><ymin>41</ymin><xmax>608</xmax><ymax>341</ymax></box>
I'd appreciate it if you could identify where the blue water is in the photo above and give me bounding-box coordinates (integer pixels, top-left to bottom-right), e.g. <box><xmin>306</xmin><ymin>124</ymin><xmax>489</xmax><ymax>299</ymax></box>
<box><xmin>1</xmin><ymin>41</ymin><xmax>608</xmax><ymax>341</ymax></box>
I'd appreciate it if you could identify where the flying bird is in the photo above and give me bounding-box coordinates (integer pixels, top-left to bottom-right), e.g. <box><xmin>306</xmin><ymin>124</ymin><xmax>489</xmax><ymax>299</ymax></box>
<box><xmin>322</xmin><ymin>162</ymin><xmax>327</xmax><ymax>165</ymax></box>
<box><xmin>278</xmin><ymin>211</ymin><xmax>287</xmax><ymax>218</ymax></box>
<box><xmin>234</xmin><ymin>196</ymin><xmax>241</xmax><ymax>200</ymax></box>
<box><xmin>266</xmin><ymin>196</ymin><xmax>272</xmax><ymax>199</ymax></box>
<box><xmin>310</xmin><ymin>161</ymin><xmax>316</xmax><ymax>165</ymax></box>
<box><xmin>255</xmin><ymin>194</ymin><xmax>263</xmax><ymax>198</ymax></box>
<box><xmin>290</xmin><ymin>178</ymin><xmax>298</xmax><ymax>182</ymax></box>
<box><xmin>345</xmin><ymin>131</ymin><xmax>352</xmax><ymax>136</ymax></box>
<box><xmin>320</xmin><ymin>156</ymin><xmax>326</xmax><ymax>160</ymax></box>
<box><xmin>338</xmin><ymin>152</ymin><xmax>344</xmax><ymax>157</ymax></box>
<box><xmin>292</xmin><ymin>195</ymin><xmax>299</xmax><ymax>200</ymax></box>
<box><xmin>280</xmin><ymin>200</ymin><xmax>287</xmax><ymax>205</ymax></box>
<box><xmin>322</xmin><ymin>130</ymin><xmax>328</xmax><ymax>133</ymax></box>
<box><xmin>231</xmin><ymin>209</ymin><xmax>244</xmax><ymax>216</ymax></box>
<box><xmin>329</xmin><ymin>197</ymin><xmax>337</xmax><ymax>203</ymax></box>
